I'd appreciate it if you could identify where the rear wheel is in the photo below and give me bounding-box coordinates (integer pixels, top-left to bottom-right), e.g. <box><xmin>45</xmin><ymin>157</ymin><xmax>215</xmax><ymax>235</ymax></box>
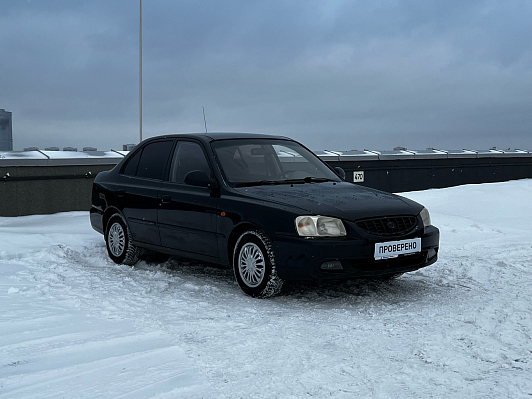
<box><xmin>105</xmin><ymin>214</ymin><xmax>140</xmax><ymax>265</ymax></box>
<box><xmin>233</xmin><ymin>230</ymin><xmax>283</xmax><ymax>298</ymax></box>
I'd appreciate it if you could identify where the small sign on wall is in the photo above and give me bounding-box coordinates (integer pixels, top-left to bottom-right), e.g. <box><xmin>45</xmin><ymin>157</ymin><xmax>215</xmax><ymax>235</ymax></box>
<box><xmin>353</xmin><ymin>171</ymin><xmax>365</xmax><ymax>183</ymax></box>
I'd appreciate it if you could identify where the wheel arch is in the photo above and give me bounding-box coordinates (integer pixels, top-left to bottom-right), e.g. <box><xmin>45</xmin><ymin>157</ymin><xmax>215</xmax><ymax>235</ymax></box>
<box><xmin>230</xmin><ymin>224</ymin><xmax>283</xmax><ymax>298</ymax></box>
<box><xmin>227</xmin><ymin>222</ymin><xmax>264</xmax><ymax>267</ymax></box>
<box><xmin>104</xmin><ymin>209</ymin><xmax>141</xmax><ymax>266</ymax></box>
<box><xmin>103</xmin><ymin>206</ymin><xmax>124</xmax><ymax>234</ymax></box>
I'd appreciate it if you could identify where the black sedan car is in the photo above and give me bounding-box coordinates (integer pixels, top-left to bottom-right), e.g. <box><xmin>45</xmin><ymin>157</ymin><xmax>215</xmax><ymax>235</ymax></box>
<box><xmin>90</xmin><ymin>133</ymin><xmax>439</xmax><ymax>298</ymax></box>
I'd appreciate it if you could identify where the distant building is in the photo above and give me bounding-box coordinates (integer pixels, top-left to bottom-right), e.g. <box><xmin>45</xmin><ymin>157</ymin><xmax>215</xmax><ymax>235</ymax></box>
<box><xmin>123</xmin><ymin>144</ymin><xmax>136</xmax><ymax>151</ymax></box>
<box><xmin>0</xmin><ymin>109</ymin><xmax>13</xmax><ymax>151</ymax></box>
<box><xmin>63</xmin><ymin>147</ymin><xmax>78</xmax><ymax>152</ymax></box>
<box><xmin>83</xmin><ymin>147</ymin><xmax>97</xmax><ymax>152</ymax></box>
<box><xmin>45</xmin><ymin>147</ymin><xmax>60</xmax><ymax>151</ymax></box>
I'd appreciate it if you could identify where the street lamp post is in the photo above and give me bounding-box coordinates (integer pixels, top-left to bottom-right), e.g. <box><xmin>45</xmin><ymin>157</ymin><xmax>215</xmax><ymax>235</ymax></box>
<box><xmin>139</xmin><ymin>0</ymin><xmax>143</xmax><ymax>143</ymax></box>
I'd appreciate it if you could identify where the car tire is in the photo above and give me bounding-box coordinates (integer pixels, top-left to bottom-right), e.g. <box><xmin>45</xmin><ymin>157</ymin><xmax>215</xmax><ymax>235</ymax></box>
<box><xmin>233</xmin><ymin>230</ymin><xmax>283</xmax><ymax>298</ymax></box>
<box><xmin>105</xmin><ymin>214</ymin><xmax>141</xmax><ymax>266</ymax></box>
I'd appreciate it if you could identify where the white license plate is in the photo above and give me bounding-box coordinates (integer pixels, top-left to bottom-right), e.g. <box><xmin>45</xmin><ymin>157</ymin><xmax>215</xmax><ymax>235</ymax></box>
<box><xmin>374</xmin><ymin>238</ymin><xmax>421</xmax><ymax>260</ymax></box>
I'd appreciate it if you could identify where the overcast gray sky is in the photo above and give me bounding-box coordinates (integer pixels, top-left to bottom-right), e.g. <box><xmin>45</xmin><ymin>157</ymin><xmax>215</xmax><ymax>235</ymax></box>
<box><xmin>1</xmin><ymin>0</ymin><xmax>531</xmax><ymax>151</ymax></box>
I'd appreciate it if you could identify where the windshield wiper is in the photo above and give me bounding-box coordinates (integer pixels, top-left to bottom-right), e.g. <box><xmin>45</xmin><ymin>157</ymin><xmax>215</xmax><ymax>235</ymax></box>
<box><xmin>234</xmin><ymin>177</ymin><xmax>337</xmax><ymax>187</ymax></box>
<box><xmin>234</xmin><ymin>180</ymin><xmax>280</xmax><ymax>187</ymax></box>
<box><xmin>282</xmin><ymin>177</ymin><xmax>336</xmax><ymax>184</ymax></box>
<box><xmin>304</xmin><ymin>177</ymin><xmax>335</xmax><ymax>183</ymax></box>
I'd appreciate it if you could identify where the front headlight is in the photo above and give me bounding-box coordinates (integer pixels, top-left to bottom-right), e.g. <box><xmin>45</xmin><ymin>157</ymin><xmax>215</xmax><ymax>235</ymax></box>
<box><xmin>420</xmin><ymin>207</ymin><xmax>431</xmax><ymax>228</ymax></box>
<box><xmin>295</xmin><ymin>216</ymin><xmax>346</xmax><ymax>237</ymax></box>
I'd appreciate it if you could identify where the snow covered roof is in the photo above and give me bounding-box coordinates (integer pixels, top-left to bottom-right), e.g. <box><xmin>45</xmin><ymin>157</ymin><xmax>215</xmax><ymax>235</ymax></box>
<box><xmin>0</xmin><ymin>150</ymin><xmax>126</xmax><ymax>166</ymax></box>
<box><xmin>0</xmin><ymin>147</ymin><xmax>530</xmax><ymax>166</ymax></box>
<box><xmin>314</xmin><ymin>148</ymin><xmax>531</xmax><ymax>161</ymax></box>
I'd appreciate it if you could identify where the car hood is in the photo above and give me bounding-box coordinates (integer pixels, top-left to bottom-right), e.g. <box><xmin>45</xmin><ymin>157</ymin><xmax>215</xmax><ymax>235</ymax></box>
<box><xmin>234</xmin><ymin>182</ymin><xmax>422</xmax><ymax>220</ymax></box>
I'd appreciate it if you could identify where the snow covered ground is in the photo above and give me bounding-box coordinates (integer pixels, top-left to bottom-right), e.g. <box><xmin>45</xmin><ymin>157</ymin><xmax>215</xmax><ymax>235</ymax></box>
<box><xmin>1</xmin><ymin>180</ymin><xmax>531</xmax><ymax>398</ymax></box>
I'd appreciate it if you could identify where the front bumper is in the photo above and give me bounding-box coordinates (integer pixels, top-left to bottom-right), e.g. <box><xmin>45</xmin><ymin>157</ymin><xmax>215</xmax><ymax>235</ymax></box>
<box><xmin>272</xmin><ymin>225</ymin><xmax>440</xmax><ymax>281</ymax></box>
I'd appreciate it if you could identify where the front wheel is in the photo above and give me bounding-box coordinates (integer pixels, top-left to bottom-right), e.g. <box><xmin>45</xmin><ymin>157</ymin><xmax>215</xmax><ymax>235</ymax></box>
<box><xmin>233</xmin><ymin>230</ymin><xmax>283</xmax><ymax>298</ymax></box>
<box><xmin>105</xmin><ymin>214</ymin><xmax>141</xmax><ymax>266</ymax></box>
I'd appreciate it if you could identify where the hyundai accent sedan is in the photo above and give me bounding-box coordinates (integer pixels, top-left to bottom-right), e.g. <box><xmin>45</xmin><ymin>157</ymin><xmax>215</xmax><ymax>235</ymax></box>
<box><xmin>90</xmin><ymin>133</ymin><xmax>439</xmax><ymax>298</ymax></box>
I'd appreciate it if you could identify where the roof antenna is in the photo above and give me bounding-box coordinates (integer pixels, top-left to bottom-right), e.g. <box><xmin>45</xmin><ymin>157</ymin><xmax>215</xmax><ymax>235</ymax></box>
<box><xmin>202</xmin><ymin>106</ymin><xmax>208</xmax><ymax>133</ymax></box>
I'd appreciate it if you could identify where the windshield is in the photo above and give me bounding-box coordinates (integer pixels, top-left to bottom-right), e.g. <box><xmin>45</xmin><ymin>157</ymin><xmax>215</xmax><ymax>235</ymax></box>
<box><xmin>211</xmin><ymin>139</ymin><xmax>342</xmax><ymax>186</ymax></box>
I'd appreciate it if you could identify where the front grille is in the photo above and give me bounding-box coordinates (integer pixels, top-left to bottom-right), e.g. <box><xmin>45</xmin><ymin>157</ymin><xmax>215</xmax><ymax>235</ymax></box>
<box><xmin>356</xmin><ymin>216</ymin><xmax>417</xmax><ymax>236</ymax></box>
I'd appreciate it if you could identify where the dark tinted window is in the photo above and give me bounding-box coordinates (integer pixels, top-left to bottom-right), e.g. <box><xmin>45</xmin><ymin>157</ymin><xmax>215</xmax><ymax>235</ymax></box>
<box><xmin>136</xmin><ymin>140</ymin><xmax>173</xmax><ymax>180</ymax></box>
<box><xmin>122</xmin><ymin>149</ymin><xmax>142</xmax><ymax>176</ymax></box>
<box><xmin>169</xmin><ymin>141</ymin><xmax>211</xmax><ymax>183</ymax></box>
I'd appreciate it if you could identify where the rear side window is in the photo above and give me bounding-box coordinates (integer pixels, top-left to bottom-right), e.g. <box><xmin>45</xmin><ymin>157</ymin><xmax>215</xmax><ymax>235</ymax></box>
<box><xmin>134</xmin><ymin>140</ymin><xmax>173</xmax><ymax>180</ymax></box>
<box><xmin>122</xmin><ymin>149</ymin><xmax>142</xmax><ymax>176</ymax></box>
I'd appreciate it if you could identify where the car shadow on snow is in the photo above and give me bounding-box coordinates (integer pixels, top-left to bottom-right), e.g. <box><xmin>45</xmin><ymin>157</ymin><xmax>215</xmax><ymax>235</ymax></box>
<box><xmin>143</xmin><ymin>255</ymin><xmax>236</xmax><ymax>285</ymax></box>
<box><xmin>140</xmin><ymin>255</ymin><xmax>441</xmax><ymax>303</ymax></box>
<box><xmin>279</xmin><ymin>276</ymin><xmax>439</xmax><ymax>303</ymax></box>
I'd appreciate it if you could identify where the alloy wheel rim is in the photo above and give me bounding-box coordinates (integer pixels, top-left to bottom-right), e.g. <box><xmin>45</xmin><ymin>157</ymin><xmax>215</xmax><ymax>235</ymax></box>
<box><xmin>109</xmin><ymin>223</ymin><xmax>125</xmax><ymax>257</ymax></box>
<box><xmin>238</xmin><ymin>242</ymin><xmax>265</xmax><ymax>288</ymax></box>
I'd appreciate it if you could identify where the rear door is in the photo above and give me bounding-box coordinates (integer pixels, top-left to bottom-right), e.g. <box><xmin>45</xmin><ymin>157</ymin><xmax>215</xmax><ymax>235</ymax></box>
<box><xmin>116</xmin><ymin>139</ymin><xmax>174</xmax><ymax>246</ymax></box>
<box><xmin>157</xmin><ymin>140</ymin><xmax>219</xmax><ymax>259</ymax></box>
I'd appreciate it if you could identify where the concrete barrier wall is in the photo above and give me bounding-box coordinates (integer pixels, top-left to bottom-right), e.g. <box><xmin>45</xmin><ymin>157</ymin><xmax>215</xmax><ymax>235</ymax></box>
<box><xmin>1</xmin><ymin>151</ymin><xmax>531</xmax><ymax>216</ymax></box>
<box><xmin>337</xmin><ymin>157</ymin><xmax>532</xmax><ymax>193</ymax></box>
<box><xmin>0</xmin><ymin>164</ymin><xmax>117</xmax><ymax>217</ymax></box>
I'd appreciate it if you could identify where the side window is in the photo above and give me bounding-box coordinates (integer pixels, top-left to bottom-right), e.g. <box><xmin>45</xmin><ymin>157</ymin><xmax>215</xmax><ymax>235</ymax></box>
<box><xmin>122</xmin><ymin>149</ymin><xmax>142</xmax><ymax>176</ymax></box>
<box><xmin>136</xmin><ymin>140</ymin><xmax>174</xmax><ymax>180</ymax></box>
<box><xmin>169</xmin><ymin>141</ymin><xmax>211</xmax><ymax>184</ymax></box>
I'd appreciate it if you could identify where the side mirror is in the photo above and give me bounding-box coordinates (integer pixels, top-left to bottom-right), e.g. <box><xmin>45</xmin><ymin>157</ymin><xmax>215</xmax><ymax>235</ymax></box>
<box><xmin>184</xmin><ymin>170</ymin><xmax>211</xmax><ymax>187</ymax></box>
<box><xmin>334</xmin><ymin>167</ymin><xmax>346</xmax><ymax>180</ymax></box>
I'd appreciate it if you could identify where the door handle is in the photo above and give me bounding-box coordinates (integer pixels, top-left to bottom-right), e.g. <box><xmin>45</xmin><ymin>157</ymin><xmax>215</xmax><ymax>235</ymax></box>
<box><xmin>116</xmin><ymin>189</ymin><xmax>125</xmax><ymax>198</ymax></box>
<box><xmin>161</xmin><ymin>195</ymin><xmax>171</xmax><ymax>204</ymax></box>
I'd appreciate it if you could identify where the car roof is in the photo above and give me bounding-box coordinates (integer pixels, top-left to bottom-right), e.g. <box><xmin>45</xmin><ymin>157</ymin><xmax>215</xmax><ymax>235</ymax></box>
<box><xmin>142</xmin><ymin>132</ymin><xmax>292</xmax><ymax>144</ymax></box>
